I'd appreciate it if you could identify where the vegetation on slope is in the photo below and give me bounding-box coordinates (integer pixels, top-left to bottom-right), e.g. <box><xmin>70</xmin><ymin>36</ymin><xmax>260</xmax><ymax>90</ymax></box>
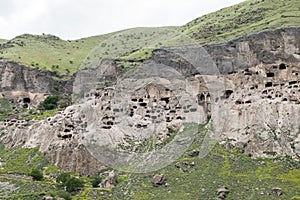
<box><xmin>0</xmin><ymin>127</ymin><xmax>299</xmax><ymax>199</ymax></box>
<box><xmin>0</xmin><ymin>33</ymin><xmax>111</xmax><ymax>76</ymax></box>
<box><xmin>0</xmin><ymin>39</ymin><xmax>7</xmax><ymax>45</ymax></box>
<box><xmin>0</xmin><ymin>0</ymin><xmax>299</xmax><ymax>75</ymax></box>
<box><xmin>182</xmin><ymin>0</ymin><xmax>300</xmax><ymax>43</ymax></box>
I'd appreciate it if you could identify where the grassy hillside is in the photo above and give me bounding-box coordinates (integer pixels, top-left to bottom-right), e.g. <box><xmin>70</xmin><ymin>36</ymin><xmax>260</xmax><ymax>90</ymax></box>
<box><xmin>0</xmin><ymin>27</ymin><xmax>191</xmax><ymax>76</ymax></box>
<box><xmin>181</xmin><ymin>0</ymin><xmax>300</xmax><ymax>43</ymax></box>
<box><xmin>0</xmin><ymin>33</ymin><xmax>112</xmax><ymax>76</ymax></box>
<box><xmin>0</xmin><ymin>128</ymin><xmax>299</xmax><ymax>199</ymax></box>
<box><xmin>0</xmin><ymin>0</ymin><xmax>299</xmax><ymax>76</ymax></box>
<box><xmin>0</xmin><ymin>39</ymin><xmax>7</xmax><ymax>45</ymax></box>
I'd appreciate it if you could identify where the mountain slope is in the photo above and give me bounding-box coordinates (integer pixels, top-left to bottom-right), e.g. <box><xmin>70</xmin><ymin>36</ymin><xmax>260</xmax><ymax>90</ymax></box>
<box><xmin>182</xmin><ymin>0</ymin><xmax>300</xmax><ymax>43</ymax></box>
<box><xmin>0</xmin><ymin>39</ymin><xmax>7</xmax><ymax>45</ymax></box>
<box><xmin>0</xmin><ymin>0</ymin><xmax>299</xmax><ymax>76</ymax></box>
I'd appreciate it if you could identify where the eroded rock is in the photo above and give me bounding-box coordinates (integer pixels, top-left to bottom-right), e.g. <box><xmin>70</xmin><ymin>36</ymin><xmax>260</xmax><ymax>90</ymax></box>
<box><xmin>0</xmin><ymin>27</ymin><xmax>299</xmax><ymax>175</ymax></box>
<box><xmin>152</xmin><ymin>174</ymin><xmax>166</xmax><ymax>187</ymax></box>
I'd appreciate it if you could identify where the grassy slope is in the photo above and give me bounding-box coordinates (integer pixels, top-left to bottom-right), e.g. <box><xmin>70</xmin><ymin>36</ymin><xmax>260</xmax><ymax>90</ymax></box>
<box><xmin>0</xmin><ymin>39</ymin><xmax>7</xmax><ymax>45</ymax></box>
<box><xmin>0</xmin><ymin>129</ymin><xmax>299</xmax><ymax>200</ymax></box>
<box><xmin>182</xmin><ymin>0</ymin><xmax>300</xmax><ymax>43</ymax></box>
<box><xmin>0</xmin><ymin>27</ymin><xmax>189</xmax><ymax>75</ymax></box>
<box><xmin>76</xmin><ymin>126</ymin><xmax>300</xmax><ymax>200</ymax></box>
<box><xmin>0</xmin><ymin>0</ymin><xmax>299</xmax><ymax>75</ymax></box>
<box><xmin>0</xmin><ymin>34</ymin><xmax>112</xmax><ymax>75</ymax></box>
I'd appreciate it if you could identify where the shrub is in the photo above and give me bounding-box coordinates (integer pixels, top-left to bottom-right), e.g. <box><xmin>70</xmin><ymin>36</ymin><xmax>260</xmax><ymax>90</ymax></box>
<box><xmin>90</xmin><ymin>176</ymin><xmax>101</xmax><ymax>188</ymax></box>
<box><xmin>56</xmin><ymin>172</ymin><xmax>71</xmax><ymax>184</ymax></box>
<box><xmin>39</xmin><ymin>95</ymin><xmax>59</xmax><ymax>110</ymax></box>
<box><xmin>65</xmin><ymin>177</ymin><xmax>84</xmax><ymax>192</ymax></box>
<box><xmin>56</xmin><ymin>190</ymin><xmax>72</xmax><ymax>200</ymax></box>
<box><xmin>29</xmin><ymin>168</ymin><xmax>43</xmax><ymax>181</ymax></box>
<box><xmin>56</xmin><ymin>172</ymin><xmax>84</xmax><ymax>192</ymax></box>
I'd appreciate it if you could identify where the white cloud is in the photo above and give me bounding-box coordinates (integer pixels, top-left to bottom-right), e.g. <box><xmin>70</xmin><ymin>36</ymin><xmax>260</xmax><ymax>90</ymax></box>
<box><xmin>0</xmin><ymin>0</ymin><xmax>245</xmax><ymax>40</ymax></box>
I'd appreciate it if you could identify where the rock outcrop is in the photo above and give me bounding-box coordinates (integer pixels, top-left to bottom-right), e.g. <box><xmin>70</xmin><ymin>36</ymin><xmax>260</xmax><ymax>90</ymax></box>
<box><xmin>0</xmin><ymin>60</ymin><xmax>70</xmax><ymax>106</ymax></box>
<box><xmin>0</xmin><ymin>27</ymin><xmax>299</xmax><ymax>175</ymax></box>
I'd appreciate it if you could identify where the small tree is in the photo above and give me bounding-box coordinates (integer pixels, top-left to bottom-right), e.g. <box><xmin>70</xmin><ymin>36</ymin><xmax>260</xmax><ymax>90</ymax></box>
<box><xmin>56</xmin><ymin>172</ymin><xmax>84</xmax><ymax>192</ymax></box>
<box><xmin>29</xmin><ymin>168</ymin><xmax>43</xmax><ymax>181</ymax></box>
<box><xmin>90</xmin><ymin>176</ymin><xmax>101</xmax><ymax>188</ymax></box>
<box><xmin>56</xmin><ymin>172</ymin><xmax>71</xmax><ymax>184</ymax></box>
<box><xmin>39</xmin><ymin>95</ymin><xmax>59</xmax><ymax>110</ymax></box>
<box><xmin>65</xmin><ymin>177</ymin><xmax>84</xmax><ymax>192</ymax></box>
<box><xmin>56</xmin><ymin>190</ymin><xmax>72</xmax><ymax>200</ymax></box>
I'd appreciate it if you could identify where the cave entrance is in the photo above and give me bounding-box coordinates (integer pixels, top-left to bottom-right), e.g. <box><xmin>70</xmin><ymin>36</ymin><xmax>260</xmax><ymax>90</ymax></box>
<box><xmin>23</xmin><ymin>98</ymin><xmax>31</xmax><ymax>104</ymax></box>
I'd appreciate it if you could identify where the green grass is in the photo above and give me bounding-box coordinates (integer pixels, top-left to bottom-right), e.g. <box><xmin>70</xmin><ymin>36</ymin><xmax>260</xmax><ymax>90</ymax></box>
<box><xmin>28</xmin><ymin>109</ymin><xmax>60</xmax><ymax>120</ymax></box>
<box><xmin>78</xmin><ymin>26</ymin><xmax>194</xmax><ymax>69</ymax></box>
<box><xmin>0</xmin><ymin>39</ymin><xmax>7</xmax><ymax>45</ymax></box>
<box><xmin>95</xmin><ymin>146</ymin><xmax>300</xmax><ymax>200</ymax></box>
<box><xmin>0</xmin><ymin>33</ymin><xmax>111</xmax><ymax>76</ymax></box>
<box><xmin>0</xmin><ymin>132</ymin><xmax>299</xmax><ymax>199</ymax></box>
<box><xmin>182</xmin><ymin>0</ymin><xmax>300</xmax><ymax>43</ymax></box>
<box><xmin>0</xmin><ymin>0</ymin><xmax>298</xmax><ymax>76</ymax></box>
<box><xmin>0</xmin><ymin>27</ymin><xmax>191</xmax><ymax>76</ymax></box>
<box><xmin>0</xmin><ymin>146</ymin><xmax>48</xmax><ymax>174</ymax></box>
<box><xmin>0</xmin><ymin>144</ymin><xmax>79</xmax><ymax>199</ymax></box>
<box><xmin>73</xmin><ymin>126</ymin><xmax>300</xmax><ymax>199</ymax></box>
<box><xmin>0</xmin><ymin>98</ymin><xmax>13</xmax><ymax>121</ymax></box>
<box><xmin>73</xmin><ymin>146</ymin><xmax>300</xmax><ymax>199</ymax></box>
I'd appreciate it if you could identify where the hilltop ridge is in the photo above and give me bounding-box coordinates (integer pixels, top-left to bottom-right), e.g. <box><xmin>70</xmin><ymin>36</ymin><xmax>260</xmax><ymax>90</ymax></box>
<box><xmin>0</xmin><ymin>0</ymin><xmax>299</xmax><ymax>76</ymax></box>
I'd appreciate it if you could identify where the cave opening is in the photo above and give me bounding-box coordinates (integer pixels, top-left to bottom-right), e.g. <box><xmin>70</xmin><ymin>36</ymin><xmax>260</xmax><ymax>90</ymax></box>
<box><xmin>279</xmin><ymin>63</ymin><xmax>287</xmax><ymax>69</ymax></box>
<box><xmin>265</xmin><ymin>82</ymin><xmax>273</xmax><ymax>88</ymax></box>
<box><xmin>23</xmin><ymin>98</ymin><xmax>31</xmax><ymax>104</ymax></box>
<box><xmin>266</xmin><ymin>72</ymin><xmax>275</xmax><ymax>77</ymax></box>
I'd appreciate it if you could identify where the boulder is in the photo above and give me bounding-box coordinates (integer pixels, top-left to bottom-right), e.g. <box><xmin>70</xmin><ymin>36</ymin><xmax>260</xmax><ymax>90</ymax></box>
<box><xmin>216</xmin><ymin>187</ymin><xmax>229</xmax><ymax>199</ymax></box>
<box><xmin>152</xmin><ymin>174</ymin><xmax>166</xmax><ymax>187</ymax></box>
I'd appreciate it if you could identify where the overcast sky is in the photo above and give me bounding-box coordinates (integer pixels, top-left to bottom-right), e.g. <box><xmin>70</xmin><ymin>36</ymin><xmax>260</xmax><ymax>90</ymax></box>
<box><xmin>0</xmin><ymin>0</ymin><xmax>245</xmax><ymax>40</ymax></box>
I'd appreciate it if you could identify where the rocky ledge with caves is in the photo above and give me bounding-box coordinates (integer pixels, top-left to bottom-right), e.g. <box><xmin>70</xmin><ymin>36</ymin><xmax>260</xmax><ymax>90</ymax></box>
<box><xmin>0</xmin><ymin>27</ymin><xmax>299</xmax><ymax>175</ymax></box>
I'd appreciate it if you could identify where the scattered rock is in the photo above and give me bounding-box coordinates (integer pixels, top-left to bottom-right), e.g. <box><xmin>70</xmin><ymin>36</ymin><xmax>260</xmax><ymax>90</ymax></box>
<box><xmin>175</xmin><ymin>161</ymin><xmax>195</xmax><ymax>171</ymax></box>
<box><xmin>43</xmin><ymin>197</ymin><xmax>54</xmax><ymax>200</ymax></box>
<box><xmin>271</xmin><ymin>187</ymin><xmax>283</xmax><ymax>196</ymax></box>
<box><xmin>152</xmin><ymin>174</ymin><xmax>166</xmax><ymax>187</ymax></box>
<box><xmin>189</xmin><ymin>150</ymin><xmax>200</xmax><ymax>157</ymax></box>
<box><xmin>100</xmin><ymin>170</ymin><xmax>118</xmax><ymax>189</ymax></box>
<box><xmin>0</xmin><ymin>182</ymin><xmax>16</xmax><ymax>192</ymax></box>
<box><xmin>216</xmin><ymin>187</ymin><xmax>229</xmax><ymax>199</ymax></box>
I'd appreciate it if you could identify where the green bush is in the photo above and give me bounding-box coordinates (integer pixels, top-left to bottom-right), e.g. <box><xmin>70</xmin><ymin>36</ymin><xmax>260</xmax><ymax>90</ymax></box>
<box><xmin>56</xmin><ymin>190</ymin><xmax>72</xmax><ymax>200</ymax></box>
<box><xmin>56</xmin><ymin>172</ymin><xmax>71</xmax><ymax>184</ymax></box>
<box><xmin>90</xmin><ymin>175</ymin><xmax>101</xmax><ymax>188</ymax></box>
<box><xmin>29</xmin><ymin>168</ymin><xmax>43</xmax><ymax>181</ymax></box>
<box><xmin>39</xmin><ymin>95</ymin><xmax>59</xmax><ymax>110</ymax></box>
<box><xmin>65</xmin><ymin>177</ymin><xmax>84</xmax><ymax>192</ymax></box>
<box><xmin>56</xmin><ymin>172</ymin><xmax>84</xmax><ymax>192</ymax></box>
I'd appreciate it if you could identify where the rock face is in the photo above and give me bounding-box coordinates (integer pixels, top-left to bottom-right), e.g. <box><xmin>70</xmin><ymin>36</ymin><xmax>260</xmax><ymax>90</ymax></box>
<box><xmin>100</xmin><ymin>171</ymin><xmax>118</xmax><ymax>189</ymax></box>
<box><xmin>0</xmin><ymin>60</ymin><xmax>70</xmax><ymax>106</ymax></box>
<box><xmin>149</xmin><ymin>27</ymin><xmax>300</xmax><ymax>158</ymax></box>
<box><xmin>218</xmin><ymin>62</ymin><xmax>300</xmax><ymax>158</ymax></box>
<box><xmin>0</xmin><ymin>27</ymin><xmax>299</xmax><ymax>175</ymax></box>
<box><xmin>206</xmin><ymin>27</ymin><xmax>300</xmax><ymax>74</ymax></box>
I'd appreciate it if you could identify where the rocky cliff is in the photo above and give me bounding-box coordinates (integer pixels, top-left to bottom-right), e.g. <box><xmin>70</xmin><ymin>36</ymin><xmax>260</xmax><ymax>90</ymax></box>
<box><xmin>0</xmin><ymin>60</ymin><xmax>71</xmax><ymax>106</ymax></box>
<box><xmin>0</xmin><ymin>27</ymin><xmax>299</xmax><ymax>175</ymax></box>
